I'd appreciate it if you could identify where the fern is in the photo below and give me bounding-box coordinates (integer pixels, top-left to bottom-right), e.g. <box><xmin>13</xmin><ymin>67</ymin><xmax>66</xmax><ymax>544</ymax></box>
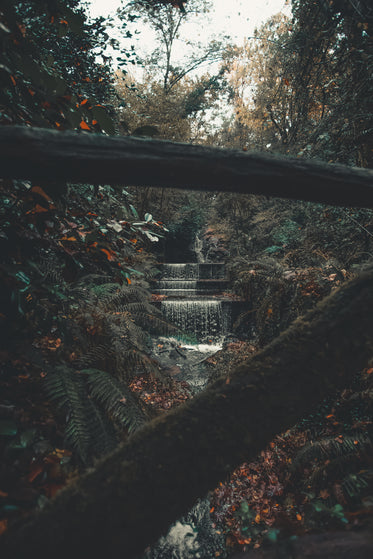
<box><xmin>340</xmin><ymin>470</ymin><xmax>373</xmax><ymax>502</ymax></box>
<box><xmin>291</xmin><ymin>430</ymin><xmax>373</xmax><ymax>503</ymax></box>
<box><xmin>293</xmin><ymin>432</ymin><xmax>372</xmax><ymax>469</ymax></box>
<box><xmin>83</xmin><ymin>368</ymin><xmax>147</xmax><ymax>433</ymax></box>
<box><xmin>45</xmin><ymin>365</ymin><xmax>105</xmax><ymax>463</ymax></box>
<box><xmin>44</xmin><ymin>277</ymin><xmax>175</xmax><ymax>464</ymax></box>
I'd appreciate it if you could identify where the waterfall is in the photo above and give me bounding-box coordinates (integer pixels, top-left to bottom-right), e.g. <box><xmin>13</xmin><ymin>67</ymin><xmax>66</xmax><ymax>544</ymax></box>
<box><xmin>157</xmin><ymin>260</ymin><xmax>227</xmax><ymax>342</ymax></box>
<box><xmin>161</xmin><ymin>263</ymin><xmax>199</xmax><ymax>279</ymax></box>
<box><xmin>194</xmin><ymin>234</ymin><xmax>205</xmax><ymax>263</ymax></box>
<box><xmin>161</xmin><ymin>300</ymin><xmax>223</xmax><ymax>341</ymax></box>
<box><xmin>156</xmin><ymin>280</ymin><xmax>197</xmax><ymax>297</ymax></box>
<box><xmin>149</xmin><ymin>243</ymin><xmax>229</xmax><ymax>558</ymax></box>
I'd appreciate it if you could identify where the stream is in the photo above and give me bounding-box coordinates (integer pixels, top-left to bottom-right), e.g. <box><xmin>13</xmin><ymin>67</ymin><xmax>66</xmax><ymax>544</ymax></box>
<box><xmin>146</xmin><ymin>253</ymin><xmax>229</xmax><ymax>558</ymax></box>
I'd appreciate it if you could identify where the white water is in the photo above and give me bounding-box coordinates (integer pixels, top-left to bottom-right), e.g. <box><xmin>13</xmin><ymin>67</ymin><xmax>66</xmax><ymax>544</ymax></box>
<box><xmin>161</xmin><ymin>299</ymin><xmax>223</xmax><ymax>341</ymax></box>
<box><xmin>149</xmin><ymin>245</ymin><xmax>227</xmax><ymax>558</ymax></box>
<box><xmin>194</xmin><ymin>234</ymin><xmax>205</xmax><ymax>263</ymax></box>
<box><xmin>161</xmin><ymin>263</ymin><xmax>199</xmax><ymax>279</ymax></box>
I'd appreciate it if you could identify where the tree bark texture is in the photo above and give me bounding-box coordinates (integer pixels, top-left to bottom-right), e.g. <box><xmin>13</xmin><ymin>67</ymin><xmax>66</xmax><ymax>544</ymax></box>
<box><xmin>1</xmin><ymin>267</ymin><xmax>373</xmax><ymax>558</ymax></box>
<box><xmin>0</xmin><ymin>126</ymin><xmax>372</xmax><ymax>208</ymax></box>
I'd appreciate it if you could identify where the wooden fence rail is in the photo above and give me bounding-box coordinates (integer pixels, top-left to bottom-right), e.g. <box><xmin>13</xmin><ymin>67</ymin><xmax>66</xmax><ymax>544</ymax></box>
<box><xmin>1</xmin><ymin>126</ymin><xmax>373</xmax><ymax>208</ymax></box>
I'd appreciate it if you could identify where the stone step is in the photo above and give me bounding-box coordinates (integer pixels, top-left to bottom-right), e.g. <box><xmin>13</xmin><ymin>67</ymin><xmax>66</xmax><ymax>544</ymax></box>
<box><xmin>152</xmin><ymin>279</ymin><xmax>229</xmax><ymax>296</ymax></box>
<box><xmin>157</xmin><ymin>263</ymin><xmax>226</xmax><ymax>280</ymax></box>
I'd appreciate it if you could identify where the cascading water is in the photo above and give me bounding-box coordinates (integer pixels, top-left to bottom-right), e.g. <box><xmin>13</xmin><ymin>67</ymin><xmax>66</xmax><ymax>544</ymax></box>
<box><xmin>156</xmin><ymin>280</ymin><xmax>197</xmax><ymax>298</ymax></box>
<box><xmin>161</xmin><ymin>263</ymin><xmax>199</xmax><ymax>279</ymax></box>
<box><xmin>148</xmin><ymin>240</ymin><xmax>228</xmax><ymax>559</ymax></box>
<box><xmin>158</xmin><ymin>261</ymin><xmax>226</xmax><ymax>342</ymax></box>
<box><xmin>162</xmin><ymin>300</ymin><xmax>223</xmax><ymax>340</ymax></box>
<box><xmin>194</xmin><ymin>233</ymin><xmax>205</xmax><ymax>263</ymax></box>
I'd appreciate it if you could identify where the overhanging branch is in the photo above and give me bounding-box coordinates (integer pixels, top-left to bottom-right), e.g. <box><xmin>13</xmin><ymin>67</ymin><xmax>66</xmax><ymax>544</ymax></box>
<box><xmin>0</xmin><ymin>126</ymin><xmax>372</xmax><ymax>208</ymax></box>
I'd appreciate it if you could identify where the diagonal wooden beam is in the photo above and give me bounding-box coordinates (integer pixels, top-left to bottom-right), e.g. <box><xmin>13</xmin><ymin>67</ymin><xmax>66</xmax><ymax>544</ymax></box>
<box><xmin>0</xmin><ymin>126</ymin><xmax>372</xmax><ymax>208</ymax></box>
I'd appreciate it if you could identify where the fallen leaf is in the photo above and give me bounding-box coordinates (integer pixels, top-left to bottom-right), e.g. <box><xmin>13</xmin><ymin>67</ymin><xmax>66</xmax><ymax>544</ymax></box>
<box><xmin>0</xmin><ymin>519</ymin><xmax>8</xmax><ymax>535</ymax></box>
<box><xmin>80</xmin><ymin>120</ymin><xmax>90</xmax><ymax>130</ymax></box>
<box><xmin>28</xmin><ymin>464</ymin><xmax>44</xmax><ymax>483</ymax></box>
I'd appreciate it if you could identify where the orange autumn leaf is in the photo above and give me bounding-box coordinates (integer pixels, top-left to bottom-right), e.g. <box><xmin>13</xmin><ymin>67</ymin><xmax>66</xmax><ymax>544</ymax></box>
<box><xmin>210</xmin><ymin>507</ymin><xmax>215</xmax><ymax>513</ymax></box>
<box><xmin>366</xmin><ymin>368</ymin><xmax>373</xmax><ymax>375</ymax></box>
<box><xmin>28</xmin><ymin>464</ymin><xmax>44</xmax><ymax>483</ymax></box>
<box><xmin>283</xmin><ymin>78</ymin><xmax>290</xmax><ymax>86</ymax></box>
<box><xmin>31</xmin><ymin>185</ymin><xmax>53</xmax><ymax>203</ymax></box>
<box><xmin>255</xmin><ymin>514</ymin><xmax>261</xmax><ymax>523</ymax></box>
<box><xmin>0</xmin><ymin>519</ymin><xmax>8</xmax><ymax>536</ymax></box>
<box><xmin>80</xmin><ymin>120</ymin><xmax>90</xmax><ymax>130</ymax></box>
<box><xmin>27</xmin><ymin>204</ymin><xmax>49</xmax><ymax>214</ymax></box>
<box><xmin>17</xmin><ymin>23</ymin><xmax>26</xmax><ymax>37</ymax></box>
<box><xmin>28</xmin><ymin>88</ymin><xmax>35</xmax><ymax>96</ymax></box>
<box><xmin>35</xmin><ymin>204</ymin><xmax>49</xmax><ymax>213</ymax></box>
<box><xmin>296</xmin><ymin>513</ymin><xmax>302</xmax><ymax>521</ymax></box>
<box><xmin>10</xmin><ymin>75</ymin><xmax>17</xmax><ymax>86</ymax></box>
<box><xmin>61</xmin><ymin>236</ymin><xmax>77</xmax><ymax>242</ymax></box>
<box><xmin>92</xmin><ymin>119</ymin><xmax>98</xmax><ymax>125</ymax></box>
<box><xmin>126</xmin><ymin>277</ymin><xmax>132</xmax><ymax>285</ymax></box>
<box><xmin>80</xmin><ymin>99</ymin><xmax>88</xmax><ymax>105</ymax></box>
<box><xmin>100</xmin><ymin>248</ymin><xmax>116</xmax><ymax>261</ymax></box>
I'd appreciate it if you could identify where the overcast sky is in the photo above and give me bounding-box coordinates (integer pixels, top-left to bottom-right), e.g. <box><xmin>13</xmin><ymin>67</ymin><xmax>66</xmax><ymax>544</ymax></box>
<box><xmin>85</xmin><ymin>0</ymin><xmax>290</xmax><ymax>72</ymax></box>
<box><xmin>87</xmin><ymin>0</ymin><xmax>290</xmax><ymax>43</ymax></box>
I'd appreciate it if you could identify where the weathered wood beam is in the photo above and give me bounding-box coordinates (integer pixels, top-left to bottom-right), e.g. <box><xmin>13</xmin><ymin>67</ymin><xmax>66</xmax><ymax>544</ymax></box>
<box><xmin>0</xmin><ymin>126</ymin><xmax>372</xmax><ymax>208</ymax></box>
<box><xmin>1</xmin><ymin>267</ymin><xmax>373</xmax><ymax>559</ymax></box>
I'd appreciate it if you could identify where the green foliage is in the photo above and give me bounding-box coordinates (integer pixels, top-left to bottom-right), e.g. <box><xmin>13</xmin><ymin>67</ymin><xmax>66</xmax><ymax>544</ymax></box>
<box><xmin>271</xmin><ymin>219</ymin><xmax>302</xmax><ymax>248</ymax></box>
<box><xmin>165</xmin><ymin>198</ymin><xmax>206</xmax><ymax>261</ymax></box>
<box><xmin>83</xmin><ymin>368</ymin><xmax>147</xmax><ymax>433</ymax></box>
<box><xmin>0</xmin><ymin>0</ymin><xmax>118</xmax><ymax>133</ymax></box>
<box><xmin>45</xmin><ymin>365</ymin><xmax>118</xmax><ymax>463</ymax></box>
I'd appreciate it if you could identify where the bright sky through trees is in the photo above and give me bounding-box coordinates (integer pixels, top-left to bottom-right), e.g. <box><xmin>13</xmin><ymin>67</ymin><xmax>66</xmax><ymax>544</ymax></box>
<box><xmin>87</xmin><ymin>0</ymin><xmax>291</xmax><ymax>58</ymax></box>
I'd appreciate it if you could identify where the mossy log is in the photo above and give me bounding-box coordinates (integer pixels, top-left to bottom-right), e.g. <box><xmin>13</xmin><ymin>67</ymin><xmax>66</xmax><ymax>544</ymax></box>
<box><xmin>1</xmin><ymin>268</ymin><xmax>373</xmax><ymax>559</ymax></box>
<box><xmin>0</xmin><ymin>126</ymin><xmax>373</xmax><ymax>208</ymax></box>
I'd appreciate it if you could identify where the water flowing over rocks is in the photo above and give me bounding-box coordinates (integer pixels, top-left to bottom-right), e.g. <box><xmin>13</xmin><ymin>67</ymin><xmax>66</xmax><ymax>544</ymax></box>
<box><xmin>147</xmin><ymin>250</ymin><xmax>234</xmax><ymax>558</ymax></box>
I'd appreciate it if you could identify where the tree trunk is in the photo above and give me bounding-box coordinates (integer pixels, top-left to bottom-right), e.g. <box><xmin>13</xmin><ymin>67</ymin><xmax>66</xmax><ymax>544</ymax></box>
<box><xmin>1</xmin><ymin>267</ymin><xmax>373</xmax><ymax>559</ymax></box>
<box><xmin>0</xmin><ymin>126</ymin><xmax>372</xmax><ymax>208</ymax></box>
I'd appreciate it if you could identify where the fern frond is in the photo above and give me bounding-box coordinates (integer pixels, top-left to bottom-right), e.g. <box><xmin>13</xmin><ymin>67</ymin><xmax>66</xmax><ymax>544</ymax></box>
<box><xmin>85</xmin><ymin>398</ymin><xmax>119</xmax><ymax>456</ymax></box>
<box><xmin>83</xmin><ymin>368</ymin><xmax>147</xmax><ymax>433</ymax></box>
<box><xmin>134</xmin><ymin>312</ymin><xmax>179</xmax><ymax>336</ymax></box>
<box><xmin>76</xmin><ymin>344</ymin><xmax>114</xmax><ymax>368</ymax></box>
<box><xmin>293</xmin><ymin>432</ymin><xmax>372</xmax><ymax>470</ymax></box>
<box><xmin>45</xmin><ymin>365</ymin><xmax>93</xmax><ymax>463</ymax></box>
<box><xmin>341</xmin><ymin>470</ymin><xmax>373</xmax><ymax>501</ymax></box>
